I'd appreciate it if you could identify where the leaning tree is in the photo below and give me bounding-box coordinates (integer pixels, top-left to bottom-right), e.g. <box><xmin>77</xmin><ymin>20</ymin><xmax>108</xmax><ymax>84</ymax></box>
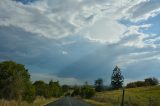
<box><xmin>111</xmin><ymin>66</ymin><xmax>124</xmax><ymax>89</ymax></box>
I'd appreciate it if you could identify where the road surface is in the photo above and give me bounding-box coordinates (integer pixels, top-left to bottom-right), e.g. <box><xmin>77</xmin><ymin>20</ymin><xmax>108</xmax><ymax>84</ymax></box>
<box><xmin>44</xmin><ymin>97</ymin><xmax>94</xmax><ymax>106</ymax></box>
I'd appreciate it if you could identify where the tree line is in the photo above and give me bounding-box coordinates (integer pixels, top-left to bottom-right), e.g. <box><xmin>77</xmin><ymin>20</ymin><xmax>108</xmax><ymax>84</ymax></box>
<box><xmin>126</xmin><ymin>77</ymin><xmax>159</xmax><ymax>88</ymax></box>
<box><xmin>0</xmin><ymin>61</ymin><xmax>159</xmax><ymax>103</ymax></box>
<box><xmin>0</xmin><ymin>61</ymin><xmax>96</xmax><ymax>102</ymax></box>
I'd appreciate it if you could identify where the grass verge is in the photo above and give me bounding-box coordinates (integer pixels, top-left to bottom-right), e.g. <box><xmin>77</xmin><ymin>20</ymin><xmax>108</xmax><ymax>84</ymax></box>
<box><xmin>86</xmin><ymin>85</ymin><xmax>160</xmax><ymax>106</ymax></box>
<box><xmin>0</xmin><ymin>96</ymin><xmax>59</xmax><ymax>106</ymax></box>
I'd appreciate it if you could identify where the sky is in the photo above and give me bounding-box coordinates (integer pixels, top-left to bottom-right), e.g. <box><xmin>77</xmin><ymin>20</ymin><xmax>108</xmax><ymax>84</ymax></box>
<box><xmin>0</xmin><ymin>0</ymin><xmax>160</xmax><ymax>85</ymax></box>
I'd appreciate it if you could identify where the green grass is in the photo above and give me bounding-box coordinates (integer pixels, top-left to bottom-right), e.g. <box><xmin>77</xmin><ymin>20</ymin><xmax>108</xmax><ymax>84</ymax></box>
<box><xmin>86</xmin><ymin>85</ymin><xmax>160</xmax><ymax>106</ymax></box>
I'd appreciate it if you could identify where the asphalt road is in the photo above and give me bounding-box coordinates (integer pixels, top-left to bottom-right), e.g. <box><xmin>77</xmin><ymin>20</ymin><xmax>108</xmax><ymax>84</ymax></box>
<box><xmin>44</xmin><ymin>97</ymin><xmax>94</xmax><ymax>106</ymax></box>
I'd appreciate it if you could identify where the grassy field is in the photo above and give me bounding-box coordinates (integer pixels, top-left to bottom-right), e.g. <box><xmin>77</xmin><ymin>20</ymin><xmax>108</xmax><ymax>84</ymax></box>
<box><xmin>85</xmin><ymin>85</ymin><xmax>160</xmax><ymax>106</ymax></box>
<box><xmin>0</xmin><ymin>96</ymin><xmax>58</xmax><ymax>106</ymax></box>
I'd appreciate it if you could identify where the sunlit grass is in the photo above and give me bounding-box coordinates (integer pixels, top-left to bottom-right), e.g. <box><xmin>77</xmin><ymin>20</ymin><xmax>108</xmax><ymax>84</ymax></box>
<box><xmin>86</xmin><ymin>85</ymin><xmax>160</xmax><ymax>106</ymax></box>
<box><xmin>0</xmin><ymin>96</ymin><xmax>58</xmax><ymax>106</ymax></box>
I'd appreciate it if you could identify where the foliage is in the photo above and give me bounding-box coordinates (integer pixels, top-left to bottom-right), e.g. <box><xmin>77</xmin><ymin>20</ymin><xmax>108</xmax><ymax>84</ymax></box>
<box><xmin>126</xmin><ymin>81</ymin><xmax>146</xmax><ymax>88</ymax></box>
<box><xmin>71</xmin><ymin>86</ymin><xmax>81</xmax><ymax>97</ymax></box>
<box><xmin>33</xmin><ymin>80</ymin><xmax>62</xmax><ymax>98</ymax></box>
<box><xmin>71</xmin><ymin>83</ymin><xmax>95</xmax><ymax>99</ymax></box>
<box><xmin>0</xmin><ymin>96</ymin><xmax>58</xmax><ymax>106</ymax></box>
<box><xmin>49</xmin><ymin>80</ymin><xmax>62</xmax><ymax>97</ymax></box>
<box><xmin>33</xmin><ymin>80</ymin><xmax>48</xmax><ymax>97</ymax></box>
<box><xmin>95</xmin><ymin>78</ymin><xmax>104</xmax><ymax>92</ymax></box>
<box><xmin>0</xmin><ymin>61</ymin><xmax>35</xmax><ymax>102</ymax></box>
<box><xmin>62</xmin><ymin>85</ymin><xmax>70</xmax><ymax>93</ymax></box>
<box><xmin>89</xmin><ymin>85</ymin><xmax>160</xmax><ymax>106</ymax></box>
<box><xmin>144</xmin><ymin>77</ymin><xmax>159</xmax><ymax>86</ymax></box>
<box><xmin>80</xmin><ymin>84</ymin><xmax>95</xmax><ymax>99</ymax></box>
<box><xmin>23</xmin><ymin>82</ymin><xmax>36</xmax><ymax>103</ymax></box>
<box><xmin>126</xmin><ymin>77</ymin><xmax>159</xmax><ymax>88</ymax></box>
<box><xmin>111</xmin><ymin>66</ymin><xmax>124</xmax><ymax>89</ymax></box>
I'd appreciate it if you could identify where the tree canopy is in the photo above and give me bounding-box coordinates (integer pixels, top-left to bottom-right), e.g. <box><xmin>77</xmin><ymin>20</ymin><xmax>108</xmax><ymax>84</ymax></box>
<box><xmin>95</xmin><ymin>78</ymin><xmax>104</xmax><ymax>92</ymax></box>
<box><xmin>0</xmin><ymin>61</ymin><xmax>35</xmax><ymax>102</ymax></box>
<box><xmin>111</xmin><ymin>66</ymin><xmax>124</xmax><ymax>89</ymax></box>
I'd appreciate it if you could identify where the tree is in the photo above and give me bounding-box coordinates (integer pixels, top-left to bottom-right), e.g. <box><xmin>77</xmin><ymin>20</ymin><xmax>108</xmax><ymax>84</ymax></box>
<box><xmin>126</xmin><ymin>81</ymin><xmax>147</xmax><ymax>88</ymax></box>
<box><xmin>0</xmin><ymin>61</ymin><xmax>35</xmax><ymax>102</ymax></box>
<box><xmin>33</xmin><ymin>80</ymin><xmax>49</xmax><ymax>98</ymax></box>
<box><xmin>49</xmin><ymin>80</ymin><xmax>62</xmax><ymax>97</ymax></box>
<box><xmin>95</xmin><ymin>78</ymin><xmax>104</xmax><ymax>92</ymax></box>
<box><xmin>71</xmin><ymin>86</ymin><xmax>81</xmax><ymax>97</ymax></box>
<box><xmin>111</xmin><ymin>66</ymin><xmax>124</xmax><ymax>89</ymax></box>
<box><xmin>145</xmin><ymin>77</ymin><xmax>159</xmax><ymax>86</ymax></box>
<box><xmin>62</xmin><ymin>85</ymin><xmax>70</xmax><ymax>93</ymax></box>
<box><xmin>23</xmin><ymin>82</ymin><xmax>36</xmax><ymax>103</ymax></box>
<box><xmin>80</xmin><ymin>82</ymin><xmax>95</xmax><ymax>99</ymax></box>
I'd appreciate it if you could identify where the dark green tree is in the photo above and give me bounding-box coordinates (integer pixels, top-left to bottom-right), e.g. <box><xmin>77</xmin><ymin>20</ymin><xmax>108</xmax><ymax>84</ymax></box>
<box><xmin>62</xmin><ymin>85</ymin><xmax>70</xmax><ymax>93</ymax></box>
<box><xmin>49</xmin><ymin>80</ymin><xmax>62</xmax><ymax>97</ymax></box>
<box><xmin>0</xmin><ymin>61</ymin><xmax>35</xmax><ymax>102</ymax></box>
<box><xmin>80</xmin><ymin>82</ymin><xmax>95</xmax><ymax>99</ymax></box>
<box><xmin>111</xmin><ymin>66</ymin><xmax>124</xmax><ymax>89</ymax></box>
<box><xmin>71</xmin><ymin>86</ymin><xmax>81</xmax><ymax>97</ymax></box>
<box><xmin>145</xmin><ymin>77</ymin><xmax>159</xmax><ymax>86</ymax></box>
<box><xmin>94</xmin><ymin>78</ymin><xmax>104</xmax><ymax>92</ymax></box>
<box><xmin>33</xmin><ymin>80</ymin><xmax>49</xmax><ymax>98</ymax></box>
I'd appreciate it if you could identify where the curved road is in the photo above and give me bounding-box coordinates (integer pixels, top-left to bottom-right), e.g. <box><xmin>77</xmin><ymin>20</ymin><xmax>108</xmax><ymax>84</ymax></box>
<box><xmin>44</xmin><ymin>97</ymin><xmax>94</xmax><ymax>106</ymax></box>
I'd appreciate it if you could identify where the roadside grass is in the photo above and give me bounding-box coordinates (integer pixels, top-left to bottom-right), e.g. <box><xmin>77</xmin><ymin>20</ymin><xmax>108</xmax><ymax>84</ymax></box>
<box><xmin>0</xmin><ymin>96</ymin><xmax>58</xmax><ymax>106</ymax></box>
<box><xmin>86</xmin><ymin>85</ymin><xmax>160</xmax><ymax>106</ymax></box>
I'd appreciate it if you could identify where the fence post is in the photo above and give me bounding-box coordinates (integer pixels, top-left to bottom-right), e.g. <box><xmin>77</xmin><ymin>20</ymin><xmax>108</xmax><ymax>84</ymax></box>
<box><xmin>121</xmin><ymin>88</ymin><xmax>125</xmax><ymax>106</ymax></box>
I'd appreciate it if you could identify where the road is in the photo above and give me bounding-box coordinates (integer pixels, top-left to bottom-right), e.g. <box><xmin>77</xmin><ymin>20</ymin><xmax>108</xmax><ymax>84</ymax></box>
<box><xmin>44</xmin><ymin>97</ymin><xmax>94</xmax><ymax>106</ymax></box>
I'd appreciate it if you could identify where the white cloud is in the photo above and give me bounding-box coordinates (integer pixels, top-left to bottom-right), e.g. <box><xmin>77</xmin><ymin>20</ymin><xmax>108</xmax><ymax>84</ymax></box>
<box><xmin>127</xmin><ymin>0</ymin><xmax>160</xmax><ymax>22</ymax></box>
<box><xmin>83</xmin><ymin>18</ymin><xmax>127</xmax><ymax>43</ymax></box>
<box><xmin>31</xmin><ymin>73</ymin><xmax>82</xmax><ymax>85</ymax></box>
<box><xmin>121</xmin><ymin>24</ymin><xmax>156</xmax><ymax>48</ymax></box>
<box><xmin>0</xmin><ymin>0</ymin><xmax>160</xmax><ymax>44</ymax></box>
<box><xmin>62</xmin><ymin>51</ymin><xmax>68</xmax><ymax>55</ymax></box>
<box><xmin>116</xmin><ymin>51</ymin><xmax>160</xmax><ymax>67</ymax></box>
<box><xmin>1</xmin><ymin>0</ymin><xmax>160</xmax><ymax>83</ymax></box>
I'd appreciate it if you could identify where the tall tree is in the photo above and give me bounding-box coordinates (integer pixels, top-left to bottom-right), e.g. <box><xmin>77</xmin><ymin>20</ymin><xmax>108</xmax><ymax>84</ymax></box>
<box><xmin>0</xmin><ymin>61</ymin><xmax>35</xmax><ymax>102</ymax></box>
<box><xmin>49</xmin><ymin>80</ymin><xmax>62</xmax><ymax>97</ymax></box>
<box><xmin>111</xmin><ymin>66</ymin><xmax>124</xmax><ymax>89</ymax></box>
<box><xmin>33</xmin><ymin>80</ymin><xmax>49</xmax><ymax>97</ymax></box>
<box><xmin>80</xmin><ymin>82</ymin><xmax>95</xmax><ymax>99</ymax></box>
<box><xmin>95</xmin><ymin>78</ymin><xmax>104</xmax><ymax>92</ymax></box>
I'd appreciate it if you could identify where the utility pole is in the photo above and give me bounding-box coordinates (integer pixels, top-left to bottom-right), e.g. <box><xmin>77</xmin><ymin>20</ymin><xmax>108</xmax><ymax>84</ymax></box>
<box><xmin>121</xmin><ymin>88</ymin><xmax>125</xmax><ymax>106</ymax></box>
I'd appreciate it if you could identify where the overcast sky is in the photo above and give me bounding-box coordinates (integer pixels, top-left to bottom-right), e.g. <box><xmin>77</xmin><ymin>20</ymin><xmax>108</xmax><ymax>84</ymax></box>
<box><xmin>0</xmin><ymin>0</ymin><xmax>160</xmax><ymax>85</ymax></box>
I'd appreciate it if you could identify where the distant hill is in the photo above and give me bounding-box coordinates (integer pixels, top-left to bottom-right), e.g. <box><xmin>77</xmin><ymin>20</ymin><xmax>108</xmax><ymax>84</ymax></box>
<box><xmin>85</xmin><ymin>85</ymin><xmax>160</xmax><ymax>106</ymax></box>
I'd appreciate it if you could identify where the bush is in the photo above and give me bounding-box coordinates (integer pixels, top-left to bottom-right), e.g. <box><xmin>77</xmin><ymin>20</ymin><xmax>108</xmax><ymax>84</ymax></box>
<box><xmin>23</xmin><ymin>83</ymin><xmax>36</xmax><ymax>103</ymax></box>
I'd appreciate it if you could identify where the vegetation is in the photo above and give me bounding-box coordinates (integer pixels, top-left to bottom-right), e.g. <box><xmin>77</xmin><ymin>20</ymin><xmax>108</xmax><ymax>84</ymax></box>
<box><xmin>111</xmin><ymin>66</ymin><xmax>124</xmax><ymax>89</ymax></box>
<box><xmin>86</xmin><ymin>85</ymin><xmax>160</xmax><ymax>106</ymax></box>
<box><xmin>0</xmin><ymin>61</ymin><xmax>159</xmax><ymax>106</ymax></box>
<box><xmin>95</xmin><ymin>78</ymin><xmax>104</xmax><ymax>92</ymax></box>
<box><xmin>80</xmin><ymin>83</ymin><xmax>95</xmax><ymax>99</ymax></box>
<box><xmin>0</xmin><ymin>61</ymin><xmax>35</xmax><ymax>102</ymax></box>
<box><xmin>71</xmin><ymin>82</ymin><xmax>95</xmax><ymax>99</ymax></box>
<box><xmin>0</xmin><ymin>96</ymin><xmax>58</xmax><ymax>106</ymax></box>
<box><xmin>0</xmin><ymin>61</ymin><xmax>62</xmax><ymax>104</ymax></box>
<box><xmin>126</xmin><ymin>77</ymin><xmax>159</xmax><ymax>88</ymax></box>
